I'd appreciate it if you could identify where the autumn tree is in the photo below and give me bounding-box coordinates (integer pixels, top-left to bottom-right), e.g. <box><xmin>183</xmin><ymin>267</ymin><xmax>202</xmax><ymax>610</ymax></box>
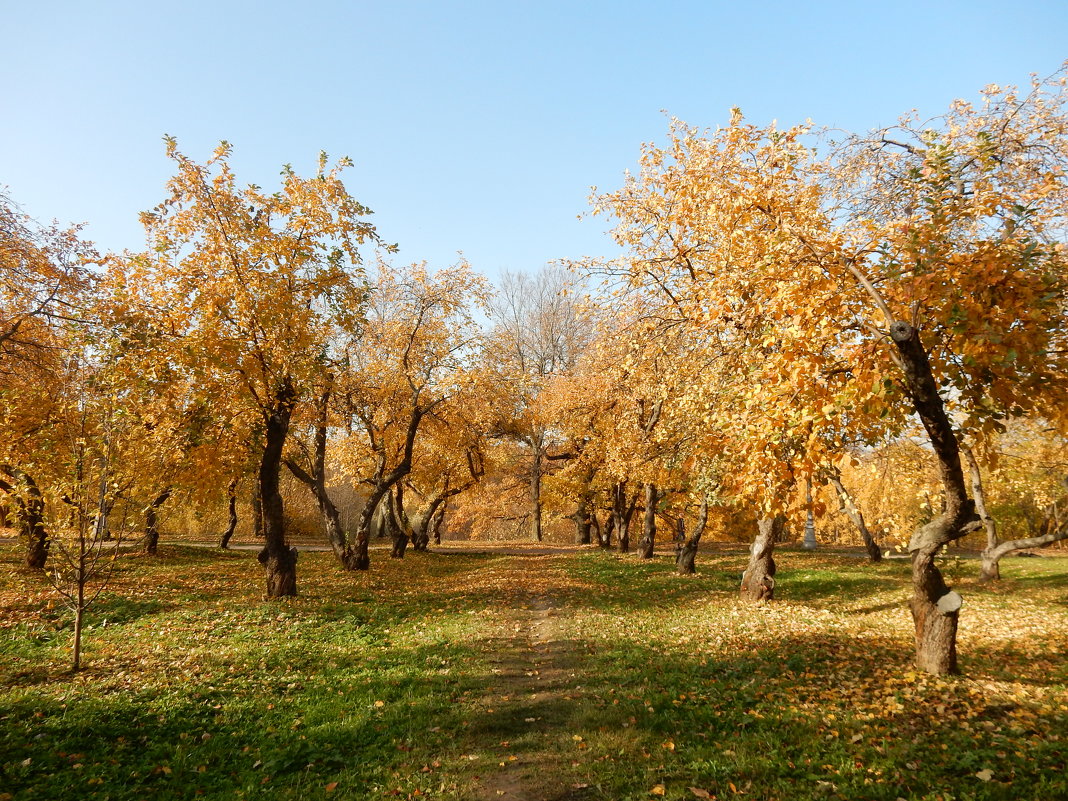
<box><xmin>305</xmin><ymin>260</ymin><xmax>488</xmax><ymax>569</ymax></box>
<box><xmin>0</xmin><ymin>193</ymin><xmax>93</xmax><ymax>568</ymax></box>
<box><xmin>591</xmin><ymin>114</ymin><xmax>884</xmax><ymax>601</ymax></box>
<box><xmin>966</xmin><ymin>420</ymin><xmax>1068</xmax><ymax>580</ymax></box>
<box><xmin>824</xmin><ymin>73</ymin><xmax>1068</xmax><ymax>671</ymax></box>
<box><xmin>594</xmin><ymin>68</ymin><xmax>1068</xmax><ymax>672</ymax></box>
<box><xmin>124</xmin><ymin>140</ymin><xmax>383</xmax><ymax>596</ymax></box>
<box><xmin>484</xmin><ymin>265</ymin><xmax>593</xmax><ymax>541</ymax></box>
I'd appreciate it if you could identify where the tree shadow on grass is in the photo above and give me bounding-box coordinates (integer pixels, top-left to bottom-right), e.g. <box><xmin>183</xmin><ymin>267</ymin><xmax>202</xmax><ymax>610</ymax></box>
<box><xmin>557</xmin><ymin>631</ymin><xmax>1066</xmax><ymax>801</ymax></box>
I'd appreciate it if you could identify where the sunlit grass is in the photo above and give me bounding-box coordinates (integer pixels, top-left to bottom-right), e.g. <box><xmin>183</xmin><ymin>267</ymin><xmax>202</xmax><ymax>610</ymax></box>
<box><xmin>1</xmin><ymin>542</ymin><xmax>1065</xmax><ymax>800</ymax></box>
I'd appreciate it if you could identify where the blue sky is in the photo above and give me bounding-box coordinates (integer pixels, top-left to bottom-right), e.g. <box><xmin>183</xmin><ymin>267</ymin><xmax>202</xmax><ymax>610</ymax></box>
<box><xmin>2</xmin><ymin>0</ymin><xmax>1065</xmax><ymax>279</ymax></box>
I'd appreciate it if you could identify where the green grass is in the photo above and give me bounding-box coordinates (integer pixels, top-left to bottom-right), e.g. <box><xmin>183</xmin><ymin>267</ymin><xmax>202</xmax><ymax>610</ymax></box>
<box><xmin>1</xmin><ymin>543</ymin><xmax>1066</xmax><ymax>800</ymax></box>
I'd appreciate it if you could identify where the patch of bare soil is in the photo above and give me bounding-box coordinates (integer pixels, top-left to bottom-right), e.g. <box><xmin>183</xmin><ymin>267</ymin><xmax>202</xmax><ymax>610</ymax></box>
<box><xmin>467</xmin><ymin>594</ymin><xmax>592</xmax><ymax>801</ymax></box>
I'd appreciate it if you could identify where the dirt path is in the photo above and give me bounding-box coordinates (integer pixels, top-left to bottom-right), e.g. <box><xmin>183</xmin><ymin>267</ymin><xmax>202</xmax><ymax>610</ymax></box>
<box><xmin>464</xmin><ymin>589</ymin><xmax>590</xmax><ymax>801</ymax></box>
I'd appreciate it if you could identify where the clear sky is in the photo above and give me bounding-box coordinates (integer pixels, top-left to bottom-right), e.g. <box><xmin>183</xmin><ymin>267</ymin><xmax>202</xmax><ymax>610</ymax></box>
<box><xmin>2</xmin><ymin>0</ymin><xmax>1065</xmax><ymax>279</ymax></box>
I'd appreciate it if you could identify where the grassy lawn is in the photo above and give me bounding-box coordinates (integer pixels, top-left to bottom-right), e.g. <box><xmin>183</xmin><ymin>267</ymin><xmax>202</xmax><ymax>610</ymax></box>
<box><xmin>1</xmin><ymin>543</ymin><xmax>1065</xmax><ymax>800</ymax></box>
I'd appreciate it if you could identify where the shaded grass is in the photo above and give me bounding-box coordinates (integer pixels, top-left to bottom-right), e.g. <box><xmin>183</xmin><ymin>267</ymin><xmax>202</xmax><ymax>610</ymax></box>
<box><xmin>0</xmin><ymin>542</ymin><xmax>1066</xmax><ymax>800</ymax></box>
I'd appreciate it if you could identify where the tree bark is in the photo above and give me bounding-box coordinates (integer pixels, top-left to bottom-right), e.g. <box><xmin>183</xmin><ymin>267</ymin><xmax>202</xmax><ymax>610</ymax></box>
<box><xmin>963</xmin><ymin>447</ymin><xmax>1001</xmax><ymax>581</ymax></box>
<box><xmin>829</xmin><ymin>473</ymin><xmax>881</xmax><ymax>562</ymax></box>
<box><xmin>219</xmin><ymin>478</ymin><xmax>239</xmax><ymax>549</ymax></box>
<box><xmin>251</xmin><ymin>489</ymin><xmax>264</xmax><ymax>539</ymax></box>
<box><xmin>389</xmin><ymin>487</ymin><xmax>410</xmax><ymax>559</ymax></box>
<box><xmin>0</xmin><ymin>469</ymin><xmax>49</xmax><ymax>569</ymax></box>
<box><xmin>431</xmin><ymin>502</ymin><xmax>447</xmax><ymax>545</ymax></box>
<box><xmin>142</xmin><ymin>488</ymin><xmax>173</xmax><ymax>555</ymax></box>
<box><xmin>350</xmin><ymin>403</ymin><xmax>430</xmax><ymax>570</ymax></box>
<box><xmin>257</xmin><ymin>383</ymin><xmax>299</xmax><ymax>597</ymax></box>
<box><xmin>741</xmin><ymin>516</ymin><xmax>782</xmax><ymax>602</ymax></box>
<box><xmin>530</xmin><ymin>448</ymin><xmax>544</xmax><ymax>542</ymax></box>
<box><xmin>674</xmin><ymin>498</ymin><xmax>709</xmax><ymax>575</ymax></box>
<box><xmin>890</xmin><ymin>321</ymin><xmax>979</xmax><ymax>674</ymax></box>
<box><xmin>613</xmin><ymin>481</ymin><xmax>637</xmax><ymax>554</ymax></box>
<box><xmin>980</xmin><ymin>494</ymin><xmax>1067</xmax><ymax>581</ymax></box>
<box><xmin>638</xmin><ymin>483</ymin><xmax>662</xmax><ymax>559</ymax></box>
<box><xmin>572</xmin><ymin>473</ymin><xmax>595</xmax><ymax>545</ymax></box>
<box><xmin>597</xmin><ymin>513</ymin><xmax>612</xmax><ymax>548</ymax></box>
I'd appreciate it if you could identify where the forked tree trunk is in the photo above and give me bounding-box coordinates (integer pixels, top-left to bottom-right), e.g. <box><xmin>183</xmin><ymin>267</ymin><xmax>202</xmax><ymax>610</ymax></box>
<box><xmin>740</xmin><ymin>516</ymin><xmax>782</xmax><ymax>602</ymax></box>
<box><xmin>219</xmin><ymin>478</ymin><xmax>239</xmax><ymax>549</ymax></box>
<box><xmin>963</xmin><ymin>447</ymin><xmax>1002</xmax><ymax>581</ymax></box>
<box><xmin>349</xmin><ymin>403</ymin><xmax>430</xmax><ymax>571</ymax></box>
<box><xmin>980</xmin><ymin>488</ymin><xmax>1067</xmax><ymax>581</ymax></box>
<box><xmin>890</xmin><ymin>321</ymin><xmax>979</xmax><ymax>674</ymax></box>
<box><xmin>829</xmin><ymin>474</ymin><xmax>881</xmax><ymax>562</ymax></box>
<box><xmin>674</xmin><ymin>498</ymin><xmax>709</xmax><ymax>575</ymax></box>
<box><xmin>284</xmin><ymin>387</ymin><xmax>354</xmax><ymax>568</ymax></box>
<box><xmin>638</xmin><ymin>483</ymin><xmax>664</xmax><ymax>559</ymax></box>
<box><xmin>142</xmin><ymin>488</ymin><xmax>173</xmax><ymax>555</ymax></box>
<box><xmin>257</xmin><ymin>385</ymin><xmax>299</xmax><ymax>597</ymax></box>
<box><xmin>573</xmin><ymin>492</ymin><xmax>593</xmax><ymax>545</ymax></box>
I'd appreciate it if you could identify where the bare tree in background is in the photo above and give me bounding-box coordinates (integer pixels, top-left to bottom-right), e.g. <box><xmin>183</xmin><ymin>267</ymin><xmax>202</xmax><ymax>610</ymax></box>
<box><xmin>485</xmin><ymin>265</ymin><xmax>593</xmax><ymax>541</ymax></box>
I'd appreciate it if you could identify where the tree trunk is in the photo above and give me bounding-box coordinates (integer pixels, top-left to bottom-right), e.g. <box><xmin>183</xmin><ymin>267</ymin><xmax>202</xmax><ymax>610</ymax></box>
<box><xmin>1</xmin><ymin>469</ymin><xmax>50</xmax><ymax>569</ymax></box>
<box><xmin>389</xmin><ymin>488</ymin><xmax>410</xmax><ymax>559</ymax></box>
<box><xmin>613</xmin><ymin>482</ymin><xmax>637</xmax><ymax>554</ymax></box>
<box><xmin>219</xmin><ymin>478</ymin><xmax>239</xmax><ymax>549</ymax></box>
<box><xmin>740</xmin><ymin>516</ymin><xmax>782</xmax><ymax>602</ymax></box>
<box><xmin>412</xmin><ymin>492</ymin><xmax>453</xmax><ymax>551</ymax></box>
<box><xmin>257</xmin><ymin>384</ymin><xmax>298</xmax><ymax>597</ymax></box>
<box><xmin>963</xmin><ymin>447</ymin><xmax>1001</xmax><ymax>580</ymax></box>
<box><xmin>889</xmin><ymin>321</ymin><xmax>979</xmax><ymax>674</ymax></box>
<box><xmin>252</xmin><ymin>489</ymin><xmax>264</xmax><ymax>539</ymax></box>
<box><xmin>349</xmin><ymin>402</ymin><xmax>430</xmax><ymax>570</ymax></box>
<box><xmin>638</xmin><ymin>483</ymin><xmax>661</xmax><ymax>559</ymax></box>
<box><xmin>829</xmin><ymin>474</ymin><xmax>881</xmax><ymax>562</ymax></box>
<box><xmin>72</xmin><ymin>588</ymin><xmax>84</xmax><ymax>672</ymax></box>
<box><xmin>411</xmin><ymin>515</ymin><xmax>431</xmax><ymax>551</ymax></box>
<box><xmin>530</xmin><ymin>449</ymin><xmax>543</xmax><ymax>542</ymax></box>
<box><xmin>910</xmin><ymin>549</ymin><xmax>961</xmax><ymax>674</ymax></box>
<box><xmin>142</xmin><ymin>488</ymin><xmax>173</xmax><ymax>555</ymax></box>
<box><xmin>431</xmin><ymin>502</ymin><xmax>447</xmax><ymax>545</ymax></box>
<box><xmin>598</xmin><ymin>513</ymin><xmax>612</xmax><ymax>548</ymax></box>
<box><xmin>572</xmin><ymin>494</ymin><xmax>592</xmax><ymax>545</ymax></box>
<box><xmin>980</xmin><ymin>496</ymin><xmax>1066</xmax><ymax>581</ymax></box>
<box><xmin>674</xmin><ymin>499</ymin><xmax>709</xmax><ymax>575</ymax></box>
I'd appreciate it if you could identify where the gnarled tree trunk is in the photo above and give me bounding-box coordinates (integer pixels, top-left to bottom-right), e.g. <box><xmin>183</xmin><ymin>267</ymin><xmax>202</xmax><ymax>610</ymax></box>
<box><xmin>257</xmin><ymin>384</ymin><xmax>299</xmax><ymax>597</ymax></box>
<box><xmin>1</xmin><ymin>469</ymin><xmax>49</xmax><ymax>569</ymax></box>
<box><xmin>674</xmin><ymin>498</ymin><xmax>709</xmax><ymax>575</ymax></box>
<box><xmin>890</xmin><ymin>321</ymin><xmax>979</xmax><ymax>674</ymax></box>
<box><xmin>639</xmin><ymin>483</ymin><xmax>665</xmax><ymax>559</ymax></box>
<box><xmin>142</xmin><ymin>488</ymin><xmax>173</xmax><ymax>555</ymax></box>
<box><xmin>431</xmin><ymin>502</ymin><xmax>447</xmax><ymax>545</ymax></box>
<box><xmin>980</xmin><ymin>488</ymin><xmax>1067</xmax><ymax>580</ymax></box>
<box><xmin>740</xmin><ymin>516</ymin><xmax>782</xmax><ymax>602</ymax></box>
